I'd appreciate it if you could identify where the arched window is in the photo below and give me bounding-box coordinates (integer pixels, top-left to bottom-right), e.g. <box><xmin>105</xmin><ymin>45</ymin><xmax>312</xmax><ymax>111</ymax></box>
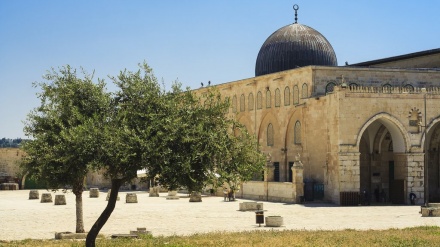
<box><xmin>404</xmin><ymin>84</ymin><xmax>414</xmax><ymax>92</ymax></box>
<box><xmin>248</xmin><ymin>93</ymin><xmax>254</xmax><ymax>111</ymax></box>
<box><xmin>293</xmin><ymin>86</ymin><xmax>299</xmax><ymax>104</ymax></box>
<box><xmin>294</xmin><ymin>121</ymin><xmax>301</xmax><ymax>144</ymax></box>
<box><xmin>349</xmin><ymin>83</ymin><xmax>358</xmax><ymax>89</ymax></box>
<box><xmin>301</xmin><ymin>83</ymin><xmax>308</xmax><ymax>98</ymax></box>
<box><xmin>257</xmin><ymin>91</ymin><xmax>262</xmax><ymax>109</ymax></box>
<box><xmin>232</xmin><ymin>95</ymin><xmax>237</xmax><ymax>113</ymax></box>
<box><xmin>267</xmin><ymin>123</ymin><xmax>274</xmax><ymax>146</ymax></box>
<box><xmin>266</xmin><ymin>90</ymin><xmax>271</xmax><ymax>108</ymax></box>
<box><xmin>284</xmin><ymin>86</ymin><xmax>290</xmax><ymax>106</ymax></box>
<box><xmin>240</xmin><ymin>94</ymin><xmax>245</xmax><ymax>112</ymax></box>
<box><xmin>325</xmin><ymin>82</ymin><xmax>336</xmax><ymax>94</ymax></box>
<box><xmin>275</xmin><ymin>88</ymin><xmax>281</xmax><ymax>107</ymax></box>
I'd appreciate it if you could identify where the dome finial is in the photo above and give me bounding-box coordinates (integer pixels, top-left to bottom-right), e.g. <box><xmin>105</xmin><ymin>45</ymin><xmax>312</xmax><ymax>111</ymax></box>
<box><xmin>293</xmin><ymin>4</ymin><xmax>299</xmax><ymax>23</ymax></box>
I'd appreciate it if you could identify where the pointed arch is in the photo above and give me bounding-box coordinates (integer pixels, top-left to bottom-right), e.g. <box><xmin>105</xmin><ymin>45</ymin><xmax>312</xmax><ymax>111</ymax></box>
<box><xmin>240</xmin><ymin>94</ymin><xmax>245</xmax><ymax>112</ymax></box>
<box><xmin>257</xmin><ymin>91</ymin><xmax>262</xmax><ymax>109</ymax></box>
<box><xmin>421</xmin><ymin>116</ymin><xmax>440</xmax><ymax>151</ymax></box>
<box><xmin>284</xmin><ymin>86</ymin><xmax>290</xmax><ymax>106</ymax></box>
<box><xmin>275</xmin><ymin>88</ymin><xmax>281</xmax><ymax>107</ymax></box>
<box><xmin>267</xmin><ymin>123</ymin><xmax>274</xmax><ymax>146</ymax></box>
<box><xmin>248</xmin><ymin>92</ymin><xmax>254</xmax><ymax>111</ymax></box>
<box><xmin>294</xmin><ymin>121</ymin><xmax>301</xmax><ymax>144</ymax></box>
<box><xmin>301</xmin><ymin>83</ymin><xmax>308</xmax><ymax>98</ymax></box>
<box><xmin>356</xmin><ymin>112</ymin><xmax>410</xmax><ymax>153</ymax></box>
<box><xmin>293</xmin><ymin>85</ymin><xmax>299</xmax><ymax>104</ymax></box>
<box><xmin>258</xmin><ymin>112</ymin><xmax>282</xmax><ymax>149</ymax></box>
<box><xmin>266</xmin><ymin>90</ymin><xmax>271</xmax><ymax>108</ymax></box>
<box><xmin>325</xmin><ymin>82</ymin><xmax>336</xmax><ymax>94</ymax></box>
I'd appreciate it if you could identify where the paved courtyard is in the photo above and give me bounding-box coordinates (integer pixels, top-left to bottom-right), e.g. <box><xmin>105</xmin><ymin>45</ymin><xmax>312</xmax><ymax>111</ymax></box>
<box><xmin>1</xmin><ymin>189</ymin><xmax>439</xmax><ymax>241</ymax></box>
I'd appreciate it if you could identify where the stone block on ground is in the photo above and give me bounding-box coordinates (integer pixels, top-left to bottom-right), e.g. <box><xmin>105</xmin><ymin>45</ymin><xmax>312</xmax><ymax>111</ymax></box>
<box><xmin>130</xmin><ymin>227</ymin><xmax>152</xmax><ymax>236</ymax></box>
<box><xmin>54</xmin><ymin>194</ymin><xmax>66</xmax><ymax>205</ymax></box>
<box><xmin>89</xmin><ymin>188</ymin><xmax>100</xmax><ymax>198</ymax></box>
<box><xmin>239</xmin><ymin>202</ymin><xmax>264</xmax><ymax>211</ymax></box>
<box><xmin>166</xmin><ymin>190</ymin><xmax>179</xmax><ymax>200</ymax></box>
<box><xmin>265</xmin><ymin>216</ymin><xmax>283</xmax><ymax>227</ymax></box>
<box><xmin>55</xmin><ymin>232</ymin><xmax>87</xmax><ymax>239</ymax></box>
<box><xmin>126</xmin><ymin>193</ymin><xmax>138</xmax><ymax>203</ymax></box>
<box><xmin>421</xmin><ymin>204</ymin><xmax>440</xmax><ymax>217</ymax></box>
<box><xmin>40</xmin><ymin>193</ymin><xmax>52</xmax><ymax>203</ymax></box>
<box><xmin>189</xmin><ymin>191</ymin><xmax>202</xmax><ymax>202</ymax></box>
<box><xmin>149</xmin><ymin>187</ymin><xmax>160</xmax><ymax>197</ymax></box>
<box><xmin>55</xmin><ymin>232</ymin><xmax>104</xmax><ymax>239</ymax></box>
<box><xmin>111</xmin><ymin>234</ymin><xmax>138</xmax><ymax>239</ymax></box>
<box><xmin>29</xmin><ymin>190</ymin><xmax>39</xmax><ymax>200</ymax></box>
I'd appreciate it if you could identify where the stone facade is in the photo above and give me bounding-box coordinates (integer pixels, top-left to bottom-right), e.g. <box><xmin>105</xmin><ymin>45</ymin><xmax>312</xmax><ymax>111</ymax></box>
<box><xmin>0</xmin><ymin>148</ymin><xmax>25</xmax><ymax>181</ymax></box>
<box><xmin>196</xmin><ymin>61</ymin><xmax>440</xmax><ymax>205</ymax></box>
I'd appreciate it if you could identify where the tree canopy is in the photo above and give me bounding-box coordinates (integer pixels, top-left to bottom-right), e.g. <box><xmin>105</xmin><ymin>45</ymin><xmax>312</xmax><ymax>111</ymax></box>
<box><xmin>20</xmin><ymin>62</ymin><xmax>265</xmax><ymax>247</ymax></box>
<box><xmin>21</xmin><ymin>66</ymin><xmax>110</xmax><ymax>233</ymax></box>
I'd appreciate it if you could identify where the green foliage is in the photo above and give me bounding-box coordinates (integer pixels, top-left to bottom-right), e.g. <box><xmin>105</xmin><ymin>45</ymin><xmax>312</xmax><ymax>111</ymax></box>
<box><xmin>21</xmin><ymin>62</ymin><xmax>266</xmax><ymax>244</ymax></box>
<box><xmin>105</xmin><ymin>63</ymin><xmax>265</xmax><ymax>193</ymax></box>
<box><xmin>21</xmin><ymin>65</ymin><xmax>111</xmax><ymax>234</ymax></box>
<box><xmin>21</xmin><ymin>65</ymin><xmax>110</xmax><ymax>193</ymax></box>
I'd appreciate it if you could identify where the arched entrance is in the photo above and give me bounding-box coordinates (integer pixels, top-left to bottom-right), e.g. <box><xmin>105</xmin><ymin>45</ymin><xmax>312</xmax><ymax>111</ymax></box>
<box><xmin>358</xmin><ymin>115</ymin><xmax>408</xmax><ymax>204</ymax></box>
<box><xmin>426</xmin><ymin>121</ymin><xmax>440</xmax><ymax>202</ymax></box>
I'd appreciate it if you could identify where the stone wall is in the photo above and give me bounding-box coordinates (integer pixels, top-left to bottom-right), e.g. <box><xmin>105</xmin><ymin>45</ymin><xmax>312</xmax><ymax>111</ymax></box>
<box><xmin>239</xmin><ymin>181</ymin><xmax>297</xmax><ymax>203</ymax></box>
<box><xmin>0</xmin><ymin>148</ymin><xmax>25</xmax><ymax>179</ymax></box>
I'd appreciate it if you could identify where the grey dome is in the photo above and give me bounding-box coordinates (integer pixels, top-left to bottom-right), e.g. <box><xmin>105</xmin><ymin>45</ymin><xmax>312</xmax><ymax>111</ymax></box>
<box><xmin>255</xmin><ymin>23</ymin><xmax>337</xmax><ymax>76</ymax></box>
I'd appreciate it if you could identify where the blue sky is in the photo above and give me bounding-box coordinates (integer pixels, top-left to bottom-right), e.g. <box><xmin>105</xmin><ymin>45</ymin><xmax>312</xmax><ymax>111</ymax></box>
<box><xmin>1</xmin><ymin>1</ymin><xmax>439</xmax><ymax>138</ymax></box>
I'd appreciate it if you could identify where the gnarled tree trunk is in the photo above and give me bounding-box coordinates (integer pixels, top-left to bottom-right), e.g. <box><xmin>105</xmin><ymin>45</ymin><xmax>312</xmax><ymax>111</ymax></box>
<box><xmin>86</xmin><ymin>179</ymin><xmax>123</xmax><ymax>247</ymax></box>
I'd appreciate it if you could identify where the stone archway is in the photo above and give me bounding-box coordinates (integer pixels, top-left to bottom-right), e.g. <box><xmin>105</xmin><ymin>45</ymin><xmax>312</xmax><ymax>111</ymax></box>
<box><xmin>425</xmin><ymin>121</ymin><xmax>440</xmax><ymax>202</ymax></box>
<box><xmin>357</xmin><ymin>114</ymin><xmax>409</xmax><ymax>204</ymax></box>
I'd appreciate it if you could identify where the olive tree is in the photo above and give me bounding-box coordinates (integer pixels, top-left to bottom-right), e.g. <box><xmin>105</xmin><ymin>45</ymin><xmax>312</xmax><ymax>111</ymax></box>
<box><xmin>86</xmin><ymin>63</ymin><xmax>260</xmax><ymax>246</ymax></box>
<box><xmin>21</xmin><ymin>66</ymin><xmax>110</xmax><ymax>233</ymax></box>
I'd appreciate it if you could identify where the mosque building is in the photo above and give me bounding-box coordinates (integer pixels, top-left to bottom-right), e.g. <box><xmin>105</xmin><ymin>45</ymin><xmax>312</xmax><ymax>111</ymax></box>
<box><xmin>3</xmin><ymin>5</ymin><xmax>440</xmax><ymax>206</ymax></box>
<box><xmin>196</xmin><ymin>5</ymin><xmax>440</xmax><ymax>205</ymax></box>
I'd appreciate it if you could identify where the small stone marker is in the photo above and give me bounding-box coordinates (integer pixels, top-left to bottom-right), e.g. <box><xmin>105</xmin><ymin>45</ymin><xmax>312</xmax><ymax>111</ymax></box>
<box><xmin>111</xmin><ymin>234</ymin><xmax>138</xmax><ymax>239</ymax></box>
<box><xmin>29</xmin><ymin>190</ymin><xmax>39</xmax><ymax>200</ymax></box>
<box><xmin>421</xmin><ymin>203</ymin><xmax>440</xmax><ymax>217</ymax></box>
<box><xmin>55</xmin><ymin>232</ymin><xmax>87</xmax><ymax>240</ymax></box>
<box><xmin>54</xmin><ymin>194</ymin><xmax>66</xmax><ymax>205</ymax></box>
<box><xmin>149</xmin><ymin>186</ymin><xmax>159</xmax><ymax>197</ymax></box>
<box><xmin>126</xmin><ymin>193</ymin><xmax>138</xmax><ymax>203</ymax></box>
<box><xmin>265</xmin><ymin>216</ymin><xmax>283</xmax><ymax>227</ymax></box>
<box><xmin>89</xmin><ymin>188</ymin><xmax>100</xmax><ymax>198</ymax></box>
<box><xmin>189</xmin><ymin>191</ymin><xmax>202</xmax><ymax>202</ymax></box>
<box><xmin>40</xmin><ymin>193</ymin><xmax>52</xmax><ymax>203</ymax></box>
<box><xmin>166</xmin><ymin>190</ymin><xmax>179</xmax><ymax>200</ymax></box>
<box><xmin>130</xmin><ymin>227</ymin><xmax>152</xmax><ymax>236</ymax></box>
<box><xmin>239</xmin><ymin>202</ymin><xmax>264</xmax><ymax>211</ymax></box>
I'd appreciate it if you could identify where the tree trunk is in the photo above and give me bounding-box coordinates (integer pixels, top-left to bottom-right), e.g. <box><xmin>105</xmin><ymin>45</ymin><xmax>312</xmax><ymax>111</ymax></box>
<box><xmin>86</xmin><ymin>179</ymin><xmax>123</xmax><ymax>247</ymax></box>
<box><xmin>72</xmin><ymin>182</ymin><xmax>85</xmax><ymax>233</ymax></box>
<box><xmin>75</xmin><ymin>192</ymin><xmax>85</xmax><ymax>233</ymax></box>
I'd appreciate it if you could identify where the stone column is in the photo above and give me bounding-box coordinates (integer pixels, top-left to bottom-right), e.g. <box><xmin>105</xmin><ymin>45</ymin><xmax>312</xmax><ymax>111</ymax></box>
<box><xmin>404</xmin><ymin>153</ymin><xmax>424</xmax><ymax>204</ymax></box>
<box><xmin>291</xmin><ymin>158</ymin><xmax>304</xmax><ymax>203</ymax></box>
<box><xmin>338</xmin><ymin>152</ymin><xmax>361</xmax><ymax>192</ymax></box>
<box><xmin>263</xmin><ymin>154</ymin><xmax>272</xmax><ymax>201</ymax></box>
<box><xmin>266</xmin><ymin>164</ymin><xmax>275</xmax><ymax>182</ymax></box>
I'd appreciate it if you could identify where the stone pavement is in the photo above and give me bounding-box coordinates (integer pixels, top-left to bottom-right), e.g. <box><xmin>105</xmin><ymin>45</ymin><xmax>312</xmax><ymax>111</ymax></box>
<box><xmin>0</xmin><ymin>190</ymin><xmax>439</xmax><ymax>241</ymax></box>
